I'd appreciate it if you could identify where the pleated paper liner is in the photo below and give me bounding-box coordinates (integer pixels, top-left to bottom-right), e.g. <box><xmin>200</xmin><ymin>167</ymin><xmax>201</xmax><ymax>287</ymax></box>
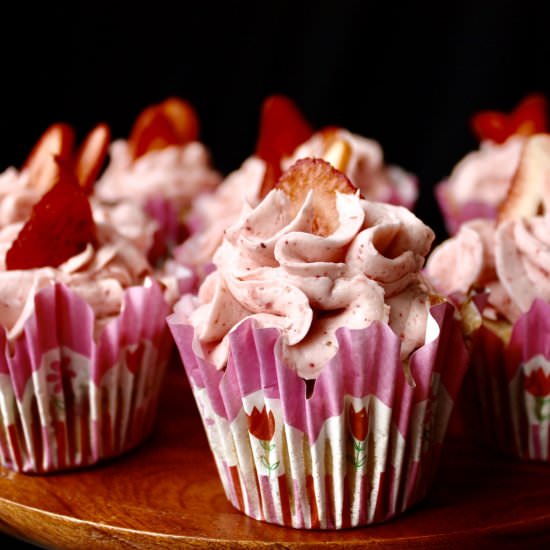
<box><xmin>168</xmin><ymin>301</ymin><xmax>469</xmax><ymax>529</ymax></box>
<box><xmin>457</xmin><ymin>298</ymin><xmax>550</xmax><ymax>461</ymax></box>
<box><xmin>0</xmin><ymin>280</ymin><xmax>172</xmax><ymax>473</ymax></box>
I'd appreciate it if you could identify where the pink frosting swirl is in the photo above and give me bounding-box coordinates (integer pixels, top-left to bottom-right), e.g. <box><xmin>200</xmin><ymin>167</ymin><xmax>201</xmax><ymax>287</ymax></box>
<box><xmin>181</xmin><ymin>189</ymin><xmax>435</xmax><ymax>378</ymax></box>
<box><xmin>426</xmin><ymin>216</ymin><xmax>550</xmax><ymax>323</ymax></box>
<box><xmin>0</xmin><ymin>167</ymin><xmax>41</xmax><ymax>226</ymax></box>
<box><xmin>284</xmin><ymin>129</ymin><xmax>417</xmax><ymax>208</ymax></box>
<box><xmin>177</xmin><ymin>129</ymin><xmax>417</xmax><ymax>273</ymax></box>
<box><xmin>0</xmin><ymin>222</ymin><xmax>152</xmax><ymax>339</ymax></box>
<box><xmin>436</xmin><ymin>136</ymin><xmax>525</xmax><ymax>232</ymax></box>
<box><xmin>96</xmin><ymin>140</ymin><xmax>221</xmax><ymax>211</ymax></box>
<box><xmin>0</xmin><ymin>165</ymin><xmax>158</xmax><ymax>256</ymax></box>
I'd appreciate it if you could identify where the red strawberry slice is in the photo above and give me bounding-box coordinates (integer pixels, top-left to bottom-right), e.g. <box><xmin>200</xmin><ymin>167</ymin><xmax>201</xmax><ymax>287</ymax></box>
<box><xmin>256</xmin><ymin>95</ymin><xmax>314</xmax><ymax>196</ymax></box>
<box><xmin>23</xmin><ymin>123</ymin><xmax>75</xmax><ymax>192</ymax></box>
<box><xmin>276</xmin><ymin>158</ymin><xmax>354</xmax><ymax>236</ymax></box>
<box><xmin>471</xmin><ymin>93</ymin><xmax>548</xmax><ymax>144</ymax></box>
<box><xmin>160</xmin><ymin>97</ymin><xmax>200</xmax><ymax>144</ymax></box>
<box><xmin>6</xmin><ymin>161</ymin><xmax>97</xmax><ymax>270</ymax></box>
<box><xmin>128</xmin><ymin>97</ymin><xmax>200</xmax><ymax>160</ymax></box>
<box><xmin>73</xmin><ymin>123</ymin><xmax>111</xmax><ymax>194</ymax></box>
<box><xmin>498</xmin><ymin>133</ymin><xmax>550</xmax><ymax>222</ymax></box>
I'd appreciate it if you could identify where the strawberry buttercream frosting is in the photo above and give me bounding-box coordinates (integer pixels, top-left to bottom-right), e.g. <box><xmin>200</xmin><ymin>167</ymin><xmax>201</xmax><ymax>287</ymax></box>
<box><xmin>176</xmin><ymin>188</ymin><xmax>435</xmax><ymax>379</ymax></box>
<box><xmin>0</xmin><ymin>164</ymin><xmax>159</xmax><ymax>256</ymax></box>
<box><xmin>284</xmin><ymin>129</ymin><xmax>417</xmax><ymax>207</ymax></box>
<box><xmin>177</xmin><ymin>129</ymin><xmax>417</xmax><ymax>273</ymax></box>
<box><xmin>96</xmin><ymin>140</ymin><xmax>221</xmax><ymax>211</ymax></box>
<box><xmin>0</xmin><ymin>167</ymin><xmax>43</xmax><ymax>227</ymax></box>
<box><xmin>0</xmin><ymin>221</ymin><xmax>151</xmax><ymax>340</ymax></box>
<box><xmin>435</xmin><ymin>136</ymin><xmax>525</xmax><ymax>232</ymax></box>
<box><xmin>426</xmin><ymin>215</ymin><xmax>550</xmax><ymax>323</ymax></box>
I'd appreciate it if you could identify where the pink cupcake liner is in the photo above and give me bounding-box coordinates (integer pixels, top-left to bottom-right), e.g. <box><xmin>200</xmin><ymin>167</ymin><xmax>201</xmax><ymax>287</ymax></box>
<box><xmin>144</xmin><ymin>197</ymin><xmax>186</xmax><ymax>264</ymax></box>
<box><xmin>168</xmin><ymin>302</ymin><xmax>469</xmax><ymax>529</ymax></box>
<box><xmin>0</xmin><ymin>281</ymin><xmax>172</xmax><ymax>473</ymax></box>
<box><xmin>459</xmin><ymin>298</ymin><xmax>550</xmax><ymax>461</ymax></box>
<box><xmin>435</xmin><ymin>180</ymin><xmax>497</xmax><ymax>236</ymax></box>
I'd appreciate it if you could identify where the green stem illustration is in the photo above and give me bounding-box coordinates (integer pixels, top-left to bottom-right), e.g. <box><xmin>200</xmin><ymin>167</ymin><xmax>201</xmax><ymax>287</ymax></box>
<box><xmin>534</xmin><ymin>396</ymin><xmax>550</xmax><ymax>422</ymax></box>
<box><xmin>259</xmin><ymin>440</ymin><xmax>279</xmax><ymax>475</ymax></box>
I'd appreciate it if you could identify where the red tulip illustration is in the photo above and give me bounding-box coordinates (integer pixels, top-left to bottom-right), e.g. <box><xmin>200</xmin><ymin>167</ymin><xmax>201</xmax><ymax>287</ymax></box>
<box><xmin>524</xmin><ymin>368</ymin><xmax>550</xmax><ymax>397</ymax></box>
<box><xmin>246</xmin><ymin>406</ymin><xmax>279</xmax><ymax>474</ymax></box>
<box><xmin>246</xmin><ymin>406</ymin><xmax>276</xmax><ymax>441</ymax></box>
<box><xmin>349</xmin><ymin>406</ymin><xmax>369</xmax><ymax>441</ymax></box>
<box><xmin>524</xmin><ymin>368</ymin><xmax>550</xmax><ymax>422</ymax></box>
<box><xmin>348</xmin><ymin>405</ymin><xmax>369</xmax><ymax>470</ymax></box>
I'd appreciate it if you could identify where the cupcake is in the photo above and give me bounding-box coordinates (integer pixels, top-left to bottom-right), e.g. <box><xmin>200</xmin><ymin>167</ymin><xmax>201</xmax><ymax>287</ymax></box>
<box><xmin>0</xmin><ymin>161</ymin><xmax>173</xmax><ymax>473</ymax></box>
<box><xmin>176</xmin><ymin>95</ymin><xmax>418</xmax><ymax>282</ymax></box>
<box><xmin>169</xmin><ymin>154</ymin><xmax>469</xmax><ymax>528</ymax></box>
<box><xmin>0</xmin><ymin>122</ymin><xmax>159</xmax><ymax>261</ymax></box>
<box><xmin>95</xmin><ymin>97</ymin><xmax>222</xmax><ymax>261</ymax></box>
<box><xmin>435</xmin><ymin>93</ymin><xmax>548</xmax><ymax>235</ymax></box>
<box><xmin>426</xmin><ymin>134</ymin><xmax>550</xmax><ymax>461</ymax></box>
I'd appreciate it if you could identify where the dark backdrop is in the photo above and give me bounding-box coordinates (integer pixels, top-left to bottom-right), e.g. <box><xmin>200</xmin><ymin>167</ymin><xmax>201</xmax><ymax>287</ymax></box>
<box><xmin>0</xmin><ymin>2</ymin><xmax>549</xmax><ymax>547</ymax></box>
<box><xmin>1</xmin><ymin>1</ymin><xmax>550</xmax><ymax>242</ymax></box>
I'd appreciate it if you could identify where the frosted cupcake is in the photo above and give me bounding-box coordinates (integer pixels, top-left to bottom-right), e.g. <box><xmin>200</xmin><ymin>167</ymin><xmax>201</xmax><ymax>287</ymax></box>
<box><xmin>176</xmin><ymin>95</ymin><xmax>418</xmax><ymax>281</ymax></box>
<box><xmin>0</xmin><ymin>162</ymin><xmax>173</xmax><ymax>473</ymax></box>
<box><xmin>435</xmin><ymin>93</ymin><xmax>547</xmax><ymax>235</ymax></box>
<box><xmin>95</xmin><ymin>97</ymin><xmax>221</xmax><ymax>260</ymax></box>
<box><xmin>427</xmin><ymin>134</ymin><xmax>550</xmax><ymax>461</ymax></box>
<box><xmin>0</xmin><ymin>122</ymin><xmax>158</xmax><ymax>260</ymax></box>
<box><xmin>169</xmin><ymin>154</ymin><xmax>468</xmax><ymax>528</ymax></box>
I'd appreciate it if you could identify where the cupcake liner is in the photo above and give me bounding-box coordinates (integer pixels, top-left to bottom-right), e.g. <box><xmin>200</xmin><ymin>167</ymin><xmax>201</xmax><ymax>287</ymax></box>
<box><xmin>0</xmin><ymin>280</ymin><xmax>172</xmax><ymax>473</ymax></box>
<box><xmin>168</xmin><ymin>302</ymin><xmax>469</xmax><ymax>529</ymax></box>
<box><xmin>144</xmin><ymin>197</ymin><xmax>185</xmax><ymax>263</ymax></box>
<box><xmin>462</xmin><ymin>298</ymin><xmax>550</xmax><ymax>461</ymax></box>
<box><xmin>435</xmin><ymin>180</ymin><xmax>497</xmax><ymax>235</ymax></box>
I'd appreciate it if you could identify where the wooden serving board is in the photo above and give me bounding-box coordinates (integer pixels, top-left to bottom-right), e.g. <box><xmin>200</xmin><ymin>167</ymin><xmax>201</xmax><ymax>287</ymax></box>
<box><xmin>0</xmin><ymin>364</ymin><xmax>549</xmax><ymax>549</ymax></box>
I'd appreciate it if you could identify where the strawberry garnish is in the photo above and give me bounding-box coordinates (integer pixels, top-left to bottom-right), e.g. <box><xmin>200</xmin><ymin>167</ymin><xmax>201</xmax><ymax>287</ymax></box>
<box><xmin>276</xmin><ymin>158</ymin><xmax>354</xmax><ymax>236</ymax></box>
<box><xmin>322</xmin><ymin>137</ymin><xmax>352</xmax><ymax>172</ymax></box>
<box><xmin>498</xmin><ymin>133</ymin><xmax>550</xmax><ymax>222</ymax></box>
<box><xmin>471</xmin><ymin>93</ymin><xmax>548</xmax><ymax>144</ymax></box>
<box><xmin>128</xmin><ymin>97</ymin><xmax>200</xmax><ymax>160</ymax></box>
<box><xmin>256</xmin><ymin>95</ymin><xmax>314</xmax><ymax>197</ymax></box>
<box><xmin>73</xmin><ymin>123</ymin><xmax>111</xmax><ymax>194</ymax></box>
<box><xmin>23</xmin><ymin>123</ymin><xmax>75</xmax><ymax>193</ymax></box>
<box><xmin>6</xmin><ymin>161</ymin><xmax>97</xmax><ymax>270</ymax></box>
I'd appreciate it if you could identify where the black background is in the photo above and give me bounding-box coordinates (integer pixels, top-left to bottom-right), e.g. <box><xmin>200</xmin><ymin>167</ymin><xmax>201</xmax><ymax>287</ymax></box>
<box><xmin>0</xmin><ymin>2</ymin><xmax>549</xmax><ymax>544</ymax></box>
<box><xmin>2</xmin><ymin>1</ymin><xmax>550</xmax><ymax>244</ymax></box>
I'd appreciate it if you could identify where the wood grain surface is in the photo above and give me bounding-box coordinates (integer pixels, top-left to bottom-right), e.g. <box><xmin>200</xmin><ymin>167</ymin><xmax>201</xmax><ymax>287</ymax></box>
<box><xmin>0</xmin><ymin>363</ymin><xmax>549</xmax><ymax>549</ymax></box>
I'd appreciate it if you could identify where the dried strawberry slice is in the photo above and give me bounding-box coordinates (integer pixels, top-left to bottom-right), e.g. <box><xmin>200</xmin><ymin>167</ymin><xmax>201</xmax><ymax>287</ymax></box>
<box><xmin>128</xmin><ymin>97</ymin><xmax>200</xmax><ymax>160</ymax></box>
<box><xmin>256</xmin><ymin>95</ymin><xmax>314</xmax><ymax>196</ymax></box>
<box><xmin>471</xmin><ymin>93</ymin><xmax>548</xmax><ymax>144</ymax></box>
<box><xmin>6</xmin><ymin>161</ymin><xmax>97</xmax><ymax>270</ymax></box>
<box><xmin>160</xmin><ymin>97</ymin><xmax>200</xmax><ymax>144</ymax></box>
<box><xmin>73</xmin><ymin>123</ymin><xmax>111</xmax><ymax>194</ymax></box>
<box><xmin>276</xmin><ymin>158</ymin><xmax>354</xmax><ymax>236</ymax></box>
<box><xmin>322</xmin><ymin>137</ymin><xmax>352</xmax><ymax>172</ymax></box>
<box><xmin>498</xmin><ymin>133</ymin><xmax>550</xmax><ymax>222</ymax></box>
<box><xmin>23</xmin><ymin>123</ymin><xmax>75</xmax><ymax>192</ymax></box>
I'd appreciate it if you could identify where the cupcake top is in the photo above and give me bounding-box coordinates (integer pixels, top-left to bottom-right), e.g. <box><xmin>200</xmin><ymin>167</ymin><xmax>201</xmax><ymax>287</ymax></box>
<box><xmin>178</xmin><ymin>157</ymin><xmax>435</xmax><ymax>379</ymax></box>
<box><xmin>427</xmin><ymin>134</ymin><xmax>550</xmax><ymax>325</ymax></box>
<box><xmin>0</xmin><ymin>123</ymin><xmax>157</xmax><ymax>258</ymax></box>
<box><xmin>95</xmin><ymin>97</ymin><xmax>221</xmax><ymax>211</ymax></box>
<box><xmin>0</xmin><ymin>164</ymin><xmax>152</xmax><ymax>340</ymax></box>
<box><xmin>177</xmin><ymin>95</ymin><xmax>417</xmax><ymax>272</ymax></box>
<box><xmin>284</xmin><ymin>128</ymin><xmax>417</xmax><ymax>208</ymax></box>
<box><xmin>436</xmin><ymin>94</ymin><xmax>548</xmax><ymax>234</ymax></box>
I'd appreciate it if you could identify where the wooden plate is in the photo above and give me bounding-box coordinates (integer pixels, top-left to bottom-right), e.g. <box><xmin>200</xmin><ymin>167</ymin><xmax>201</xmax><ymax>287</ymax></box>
<box><xmin>1</xmin><ymin>364</ymin><xmax>549</xmax><ymax>549</ymax></box>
